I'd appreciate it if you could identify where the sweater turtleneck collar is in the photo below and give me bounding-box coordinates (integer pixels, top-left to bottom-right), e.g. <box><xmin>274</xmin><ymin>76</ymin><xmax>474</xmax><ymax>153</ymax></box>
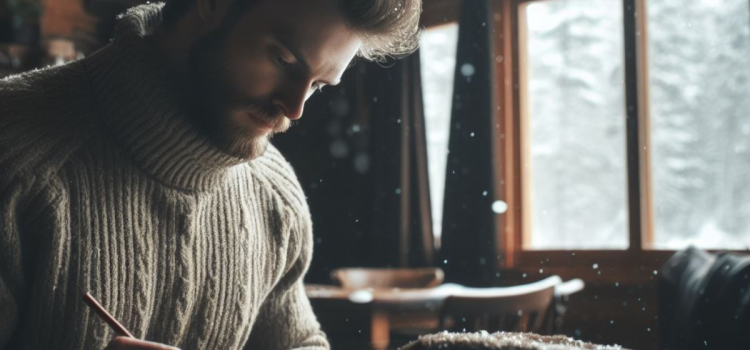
<box><xmin>83</xmin><ymin>3</ymin><xmax>247</xmax><ymax>192</ymax></box>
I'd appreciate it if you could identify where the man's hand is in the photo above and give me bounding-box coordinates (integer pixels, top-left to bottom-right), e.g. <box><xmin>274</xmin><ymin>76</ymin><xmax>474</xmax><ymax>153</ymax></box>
<box><xmin>104</xmin><ymin>336</ymin><xmax>181</xmax><ymax>350</ymax></box>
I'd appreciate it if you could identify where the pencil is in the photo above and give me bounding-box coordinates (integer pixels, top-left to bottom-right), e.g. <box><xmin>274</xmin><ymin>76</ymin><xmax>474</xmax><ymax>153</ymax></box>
<box><xmin>83</xmin><ymin>292</ymin><xmax>135</xmax><ymax>338</ymax></box>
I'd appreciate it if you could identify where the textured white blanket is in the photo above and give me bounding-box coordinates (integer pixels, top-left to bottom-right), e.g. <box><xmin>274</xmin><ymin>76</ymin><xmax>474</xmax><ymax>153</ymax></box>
<box><xmin>399</xmin><ymin>332</ymin><xmax>626</xmax><ymax>350</ymax></box>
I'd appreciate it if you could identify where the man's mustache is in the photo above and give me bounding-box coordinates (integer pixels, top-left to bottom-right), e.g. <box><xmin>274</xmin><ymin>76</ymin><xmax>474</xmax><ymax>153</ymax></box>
<box><xmin>244</xmin><ymin>104</ymin><xmax>290</xmax><ymax>134</ymax></box>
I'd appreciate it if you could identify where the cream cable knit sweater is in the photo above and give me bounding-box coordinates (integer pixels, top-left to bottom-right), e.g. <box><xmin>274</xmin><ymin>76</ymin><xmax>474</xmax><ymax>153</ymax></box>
<box><xmin>0</xmin><ymin>4</ymin><xmax>328</xmax><ymax>350</ymax></box>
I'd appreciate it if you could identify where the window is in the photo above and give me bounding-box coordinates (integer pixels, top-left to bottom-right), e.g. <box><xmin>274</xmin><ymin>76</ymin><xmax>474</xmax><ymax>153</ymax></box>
<box><xmin>647</xmin><ymin>0</ymin><xmax>750</xmax><ymax>249</ymax></box>
<box><xmin>520</xmin><ymin>0</ymin><xmax>629</xmax><ymax>249</ymax></box>
<box><xmin>513</xmin><ymin>0</ymin><xmax>750</xmax><ymax>252</ymax></box>
<box><xmin>419</xmin><ymin>23</ymin><xmax>459</xmax><ymax>246</ymax></box>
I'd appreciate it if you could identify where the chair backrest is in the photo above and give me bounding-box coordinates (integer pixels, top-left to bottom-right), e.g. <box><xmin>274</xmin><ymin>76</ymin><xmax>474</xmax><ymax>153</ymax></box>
<box><xmin>330</xmin><ymin>267</ymin><xmax>445</xmax><ymax>289</ymax></box>
<box><xmin>439</xmin><ymin>276</ymin><xmax>562</xmax><ymax>333</ymax></box>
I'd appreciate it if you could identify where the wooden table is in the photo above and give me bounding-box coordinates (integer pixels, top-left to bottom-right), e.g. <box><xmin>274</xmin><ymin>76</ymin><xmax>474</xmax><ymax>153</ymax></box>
<box><xmin>305</xmin><ymin>283</ymin><xmax>484</xmax><ymax>350</ymax></box>
<box><xmin>305</xmin><ymin>280</ymin><xmax>584</xmax><ymax>350</ymax></box>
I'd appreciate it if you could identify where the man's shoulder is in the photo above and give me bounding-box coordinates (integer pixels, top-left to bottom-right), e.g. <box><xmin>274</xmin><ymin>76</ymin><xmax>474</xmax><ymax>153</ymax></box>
<box><xmin>0</xmin><ymin>60</ymin><xmax>88</xmax><ymax>99</ymax></box>
<box><xmin>247</xmin><ymin>145</ymin><xmax>308</xmax><ymax>213</ymax></box>
<box><xmin>0</xmin><ymin>61</ymin><xmax>97</xmax><ymax>180</ymax></box>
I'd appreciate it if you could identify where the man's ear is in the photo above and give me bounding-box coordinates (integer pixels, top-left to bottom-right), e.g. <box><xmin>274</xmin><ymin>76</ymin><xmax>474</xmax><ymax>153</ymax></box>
<box><xmin>196</xmin><ymin>0</ymin><xmax>232</xmax><ymax>28</ymax></box>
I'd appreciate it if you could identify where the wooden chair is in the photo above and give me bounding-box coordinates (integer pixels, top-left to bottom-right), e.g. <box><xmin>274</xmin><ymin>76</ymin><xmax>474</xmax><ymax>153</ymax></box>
<box><xmin>330</xmin><ymin>267</ymin><xmax>445</xmax><ymax>289</ymax></box>
<box><xmin>438</xmin><ymin>276</ymin><xmax>562</xmax><ymax>333</ymax></box>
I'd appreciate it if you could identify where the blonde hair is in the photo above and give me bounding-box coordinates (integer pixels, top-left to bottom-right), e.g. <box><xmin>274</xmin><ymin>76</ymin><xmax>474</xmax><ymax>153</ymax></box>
<box><xmin>162</xmin><ymin>0</ymin><xmax>423</xmax><ymax>62</ymax></box>
<box><xmin>338</xmin><ymin>0</ymin><xmax>423</xmax><ymax>62</ymax></box>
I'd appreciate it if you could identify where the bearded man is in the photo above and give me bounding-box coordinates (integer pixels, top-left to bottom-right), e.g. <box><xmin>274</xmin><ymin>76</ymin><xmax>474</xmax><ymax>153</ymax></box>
<box><xmin>0</xmin><ymin>0</ymin><xmax>421</xmax><ymax>349</ymax></box>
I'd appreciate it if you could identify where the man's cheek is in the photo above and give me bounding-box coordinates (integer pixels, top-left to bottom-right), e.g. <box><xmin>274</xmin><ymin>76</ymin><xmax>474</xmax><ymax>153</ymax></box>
<box><xmin>229</xmin><ymin>59</ymin><xmax>280</xmax><ymax>97</ymax></box>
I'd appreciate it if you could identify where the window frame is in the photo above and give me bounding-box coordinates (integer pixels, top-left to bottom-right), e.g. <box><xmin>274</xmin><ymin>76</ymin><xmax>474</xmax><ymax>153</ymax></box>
<box><xmin>421</xmin><ymin>0</ymin><xmax>748</xmax><ymax>281</ymax></box>
<box><xmin>493</xmin><ymin>0</ymin><xmax>748</xmax><ymax>277</ymax></box>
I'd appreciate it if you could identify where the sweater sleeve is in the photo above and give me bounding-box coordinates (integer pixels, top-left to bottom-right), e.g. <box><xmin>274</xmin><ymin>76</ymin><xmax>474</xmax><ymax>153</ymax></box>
<box><xmin>0</xmin><ymin>177</ymin><xmax>32</xmax><ymax>348</ymax></box>
<box><xmin>0</xmin><ymin>221</ymin><xmax>21</xmax><ymax>348</ymax></box>
<box><xmin>244</xmin><ymin>209</ymin><xmax>329</xmax><ymax>350</ymax></box>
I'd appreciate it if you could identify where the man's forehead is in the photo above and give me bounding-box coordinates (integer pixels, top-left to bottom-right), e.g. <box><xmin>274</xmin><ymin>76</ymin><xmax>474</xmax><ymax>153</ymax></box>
<box><xmin>263</xmin><ymin>4</ymin><xmax>359</xmax><ymax>81</ymax></box>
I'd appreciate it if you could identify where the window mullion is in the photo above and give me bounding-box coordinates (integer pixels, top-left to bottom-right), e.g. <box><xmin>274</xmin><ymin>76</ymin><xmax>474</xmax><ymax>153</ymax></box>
<box><xmin>622</xmin><ymin>0</ymin><xmax>644</xmax><ymax>252</ymax></box>
<box><xmin>635</xmin><ymin>0</ymin><xmax>655</xmax><ymax>250</ymax></box>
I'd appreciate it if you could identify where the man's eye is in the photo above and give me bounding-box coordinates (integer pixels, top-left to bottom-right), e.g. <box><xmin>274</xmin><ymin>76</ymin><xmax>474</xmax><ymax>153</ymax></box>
<box><xmin>274</xmin><ymin>50</ymin><xmax>293</xmax><ymax>67</ymax></box>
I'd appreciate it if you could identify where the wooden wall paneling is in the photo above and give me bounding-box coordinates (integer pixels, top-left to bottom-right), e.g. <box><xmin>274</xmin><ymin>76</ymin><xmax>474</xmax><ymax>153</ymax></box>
<box><xmin>493</xmin><ymin>0</ymin><xmax>524</xmax><ymax>269</ymax></box>
<box><xmin>41</xmin><ymin>0</ymin><xmax>100</xmax><ymax>52</ymax></box>
<box><xmin>421</xmin><ymin>0</ymin><xmax>461</xmax><ymax>28</ymax></box>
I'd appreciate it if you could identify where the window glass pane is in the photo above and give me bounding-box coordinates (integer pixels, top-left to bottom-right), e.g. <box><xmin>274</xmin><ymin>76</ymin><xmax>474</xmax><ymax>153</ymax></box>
<box><xmin>420</xmin><ymin>23</ymin><xmax>459</xmax><ymax>247</ymax></box>
<box><xmin>522</xmin><ymin>0</ymin><xmax>628</xmax><ymax>249</ymax></box>
<box><xmin>647</xmin><ymin>0</ymin><xmax>750</xmax><ymax>249</ymax></box>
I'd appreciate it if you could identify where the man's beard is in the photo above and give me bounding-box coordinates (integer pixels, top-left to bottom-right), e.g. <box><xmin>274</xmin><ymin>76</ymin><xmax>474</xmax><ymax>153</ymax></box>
<box><xmin>186</xmin><ymin>26</ymin><xmax>290</xmax><ymax>160</ymax></box>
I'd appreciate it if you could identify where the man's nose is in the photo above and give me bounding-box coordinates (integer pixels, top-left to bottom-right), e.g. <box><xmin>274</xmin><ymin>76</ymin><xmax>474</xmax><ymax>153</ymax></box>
<box><xmin>272</xmin><ymin>82</ymin><xmax>310</xmax><ymax>121</ymax></box>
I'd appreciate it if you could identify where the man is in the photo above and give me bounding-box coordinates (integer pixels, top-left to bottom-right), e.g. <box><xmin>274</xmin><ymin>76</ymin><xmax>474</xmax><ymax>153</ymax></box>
<box><xmin>0</xmin><ymin>0</ymin><xmax>421</xmax><ymax>349</ymax></box>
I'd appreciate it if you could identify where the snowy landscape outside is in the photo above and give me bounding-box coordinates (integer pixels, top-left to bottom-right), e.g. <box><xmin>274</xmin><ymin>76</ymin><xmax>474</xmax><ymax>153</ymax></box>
<box><xmin>648</xmin><ymin>0</ymin><xmax>750</xmax><ymax>249</ymax></box>
<box><xmin>420</xmin><ymin>23</ymin><xmax>459</xmax><ymax>246</ymax></box>
<box><xmin>525</xmin><ymin>0</ymin><xmax>629</xmax><ymax>249</ymax></box>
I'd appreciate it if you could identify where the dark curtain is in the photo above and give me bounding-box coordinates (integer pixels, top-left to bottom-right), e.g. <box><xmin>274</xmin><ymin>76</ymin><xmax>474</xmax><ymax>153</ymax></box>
<box><xmin>440</xmin><ymin>0</ymin><xmax>498</xmax><ymax>287</ymax></box>
<box><xmin>274</xmin><ymin>52</ymin><xmax>435</xmax><ymax>282</ymax></box>
<box><xmin>274</xmin><ymin>65</ymin><xmax>376</xmax><ymax>283</ymax></box>
<box><xmin>367</xmin><ymin>52</ymin><xmax>435</xmax><ymax>268</ymax></box>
